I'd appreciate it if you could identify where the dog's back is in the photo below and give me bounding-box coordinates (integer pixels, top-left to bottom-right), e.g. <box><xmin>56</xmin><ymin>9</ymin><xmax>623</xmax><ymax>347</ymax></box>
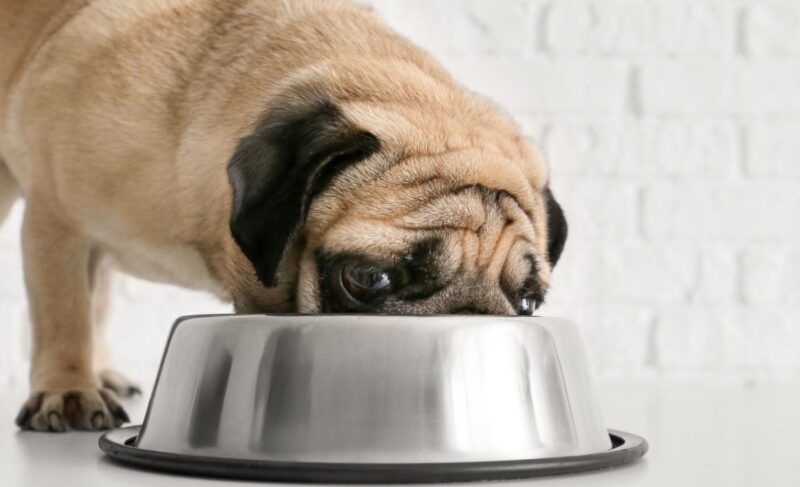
<box><xmin>0</xmin><ymin>0</ymin><xmax>79</xmax><ymax>225</ymax></box>
<box><xmin>0</xmin><ymin>0</ymin><xmax>71</xmax><ymax>105</ymax></box>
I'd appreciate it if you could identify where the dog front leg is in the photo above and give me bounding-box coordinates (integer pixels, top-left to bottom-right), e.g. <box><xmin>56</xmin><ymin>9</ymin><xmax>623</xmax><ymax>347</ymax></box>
<box><xmin>15</xmin><ymin>201</ymin><xmax>128</xmax><ymax>431</ymax></box>
<box><xmin>90</xmin><ymin>252</ymin><xmax>141</xmax><ymax>397</ymax></box>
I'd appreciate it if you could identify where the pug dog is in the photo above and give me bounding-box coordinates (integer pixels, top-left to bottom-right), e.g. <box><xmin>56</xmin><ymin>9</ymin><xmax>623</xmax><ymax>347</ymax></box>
<box><xmin>0</xmin><ymin>0</ymin><xmax>567</xmax><ymax>432</ymax></box>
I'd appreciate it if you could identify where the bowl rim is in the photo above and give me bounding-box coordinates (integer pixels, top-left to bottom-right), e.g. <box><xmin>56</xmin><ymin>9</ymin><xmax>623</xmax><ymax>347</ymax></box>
<box><xmin>100</xmin><ymin>425</ymin><xmax>648</xmax><ymax>483</ymax></box>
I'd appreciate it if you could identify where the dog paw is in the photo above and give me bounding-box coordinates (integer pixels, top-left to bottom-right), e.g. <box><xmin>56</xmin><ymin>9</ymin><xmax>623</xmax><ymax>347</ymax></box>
<box><xmin>15</xmin><ymin>388</ymin><xmax>129</xmax><ymax>432</ymax></box>
<box><xmin>99</xmin><ymin>369</ymin><xmax>141</xmax><ymax>397</ymax></box>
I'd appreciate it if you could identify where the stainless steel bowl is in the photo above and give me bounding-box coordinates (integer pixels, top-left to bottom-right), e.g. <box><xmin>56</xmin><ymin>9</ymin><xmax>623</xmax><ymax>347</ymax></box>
<box><xmin>100</xmin><ymin>315</ymin><xmax>647</xmax><ymax>482</ymax></box>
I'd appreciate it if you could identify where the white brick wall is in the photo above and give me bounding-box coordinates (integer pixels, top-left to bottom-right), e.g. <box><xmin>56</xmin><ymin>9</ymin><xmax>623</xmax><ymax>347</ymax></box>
<box><xmin>1</xmin><ymin>0</ymin><xmax>799</xmax><ymax>388</ymax></box>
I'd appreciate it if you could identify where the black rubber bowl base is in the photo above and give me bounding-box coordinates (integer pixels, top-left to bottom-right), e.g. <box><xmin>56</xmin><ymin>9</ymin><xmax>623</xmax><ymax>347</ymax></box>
<box><xmin>99</xmin><ymin>426</ymin><xmax>647</xmax><ymax>484</ymax></box>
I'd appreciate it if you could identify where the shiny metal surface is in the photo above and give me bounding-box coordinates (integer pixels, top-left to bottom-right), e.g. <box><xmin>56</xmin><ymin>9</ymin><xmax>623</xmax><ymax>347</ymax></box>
<box><xmin>136</xmin><ymin>315</ymin><xmax>612</xmax><ymax>464</ymax></box>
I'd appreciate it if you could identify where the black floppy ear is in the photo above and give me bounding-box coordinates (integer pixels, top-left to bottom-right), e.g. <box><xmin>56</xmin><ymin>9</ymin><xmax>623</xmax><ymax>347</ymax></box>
<box><xmin>544</xmin><ymin>187</ymin><xmax>568</xmax><ymax>267</ymax></box>
<box><xmin>227</xmin><ymin>95</ymin><xmax>380</xmax><ymax>287</ymax></box>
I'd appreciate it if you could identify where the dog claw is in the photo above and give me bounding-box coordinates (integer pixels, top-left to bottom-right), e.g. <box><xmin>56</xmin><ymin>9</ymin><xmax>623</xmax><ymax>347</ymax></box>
<box><xmin>99</xmin><ymin>388</ymin><xmax>130</xmax><ymax>425</ymax></box>
<box><xmin>14</xmin><ymin>389</ymin><xmax>130</xmax><ymax>432</ymax></box>
<box><xmin>91</xmin><ymin>411</ymin><xmax>105</xmax><ymax>429</ymax></box>
<box><xmin>48</xmin><ymin>412</ymin><xmax>65</xmax><ymax>432</ymax></box>
<box><xmin>15</xmin><ymin>406</ymin><xmax>33</xmax><ymax>430</ymax></box>
<box><xmin>14</xmin><ymin>392</ymin><xmax>43</xmax><ymax>430</ymax></box>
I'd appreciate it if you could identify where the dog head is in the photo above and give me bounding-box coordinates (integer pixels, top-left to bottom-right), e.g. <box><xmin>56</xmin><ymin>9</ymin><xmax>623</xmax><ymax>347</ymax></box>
<box><xmin>227</xmin><ymin>71</ymin><xmax>566</xmax><ymax>315</ymax></box>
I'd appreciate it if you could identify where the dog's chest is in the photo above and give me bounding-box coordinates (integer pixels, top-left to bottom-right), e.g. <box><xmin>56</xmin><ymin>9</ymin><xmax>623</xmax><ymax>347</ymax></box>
<box><xmin>104</xmin><ymin>241</ymin><xmax>224</xmax><ymax>296</ymax></box>
<box><xmin>88</xmin><ymin>220</ymin><xmax>226</xmax><ymax>297</ymax></box>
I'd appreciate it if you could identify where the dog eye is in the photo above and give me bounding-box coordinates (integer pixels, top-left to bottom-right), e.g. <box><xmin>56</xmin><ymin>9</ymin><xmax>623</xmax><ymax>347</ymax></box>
<box><xmin>341</xmin><ymin>264</ymin><xmax>400</xmax><ymax>303</ymax></box>
<box><xmin>517</xmin><ymin>295</ymin><xmax>540</xmax><ymax>316</ymax></box>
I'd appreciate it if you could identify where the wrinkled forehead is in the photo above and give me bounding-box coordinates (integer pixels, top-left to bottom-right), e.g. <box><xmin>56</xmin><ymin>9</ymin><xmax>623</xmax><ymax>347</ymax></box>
<box><xmin>313</xmin><ymin>186</ymin><xmax>545</xmax><ymax>282</ymax></box>
<box><xmin>299</xmin><ymin>121</ymin><xmax>553</xmax><ymax>282</ymax></box>
<box><xmin>337</xmin><ymin>87</ymin><xmax>551</xmax><ymax>191</ymax></box>
<box><xmin>306</xmin><ymin>147</ymin><xmax>545</xmax><ymax>233</ymax></box>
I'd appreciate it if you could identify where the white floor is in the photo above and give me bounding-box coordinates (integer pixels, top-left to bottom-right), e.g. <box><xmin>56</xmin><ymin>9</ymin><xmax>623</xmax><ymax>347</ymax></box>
<box><xmin>1</xmin><ymin>383</ymin><xmax>797</xmax><ymax>486</ymax></box>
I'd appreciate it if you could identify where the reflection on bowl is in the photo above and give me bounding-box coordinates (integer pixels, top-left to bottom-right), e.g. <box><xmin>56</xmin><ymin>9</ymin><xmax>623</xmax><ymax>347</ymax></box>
<box><xmin>136</xmin><ymin>314</ymin><xmax>612</xmax><ymax>464</ymax></box>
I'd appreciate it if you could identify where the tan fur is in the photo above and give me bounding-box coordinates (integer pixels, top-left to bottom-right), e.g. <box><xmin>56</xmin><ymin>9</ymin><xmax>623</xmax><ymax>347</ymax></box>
<box><xmin>0</xmin><ymin>159</ymin><xmax>18</xmax><ymax>221</ymax></box>
<box><xmin>0</xmin><ymin>0</ymin><xmax>559</xmax><ymax>432</ymax></box>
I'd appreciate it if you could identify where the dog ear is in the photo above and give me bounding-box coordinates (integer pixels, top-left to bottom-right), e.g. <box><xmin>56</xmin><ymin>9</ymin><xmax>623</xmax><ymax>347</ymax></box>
<box><xmin>544</xmin><ymin>187</ymin><xmax>567</xmax><ymax>267</ymax></box>
<box><xmin>227</xmin><ymin>95</ymin><xmax>380</xmax><ymax>287</ymax></box>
